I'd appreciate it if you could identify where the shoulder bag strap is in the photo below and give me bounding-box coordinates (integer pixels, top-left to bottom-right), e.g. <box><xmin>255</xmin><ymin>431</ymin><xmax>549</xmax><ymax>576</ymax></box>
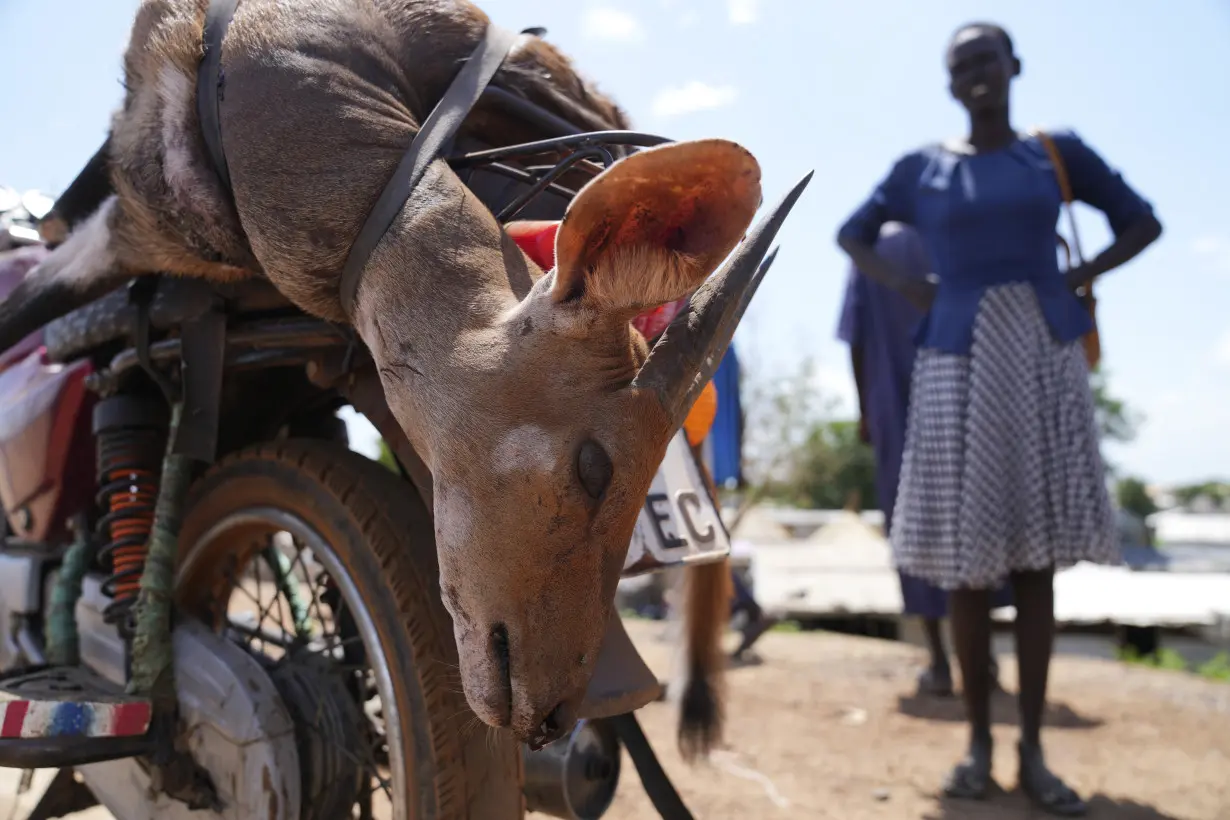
<box><xmin>1029</xmin><ymin>127</ymin><xmax>1085</xmax><ymax>266</ymax></box>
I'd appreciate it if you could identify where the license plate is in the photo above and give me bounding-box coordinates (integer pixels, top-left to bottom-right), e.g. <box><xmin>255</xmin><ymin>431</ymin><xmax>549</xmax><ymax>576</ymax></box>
<box><xmin>622</xmin><ymin>431</ymin><xmax>731</xmax><ymax>576</ymax></box>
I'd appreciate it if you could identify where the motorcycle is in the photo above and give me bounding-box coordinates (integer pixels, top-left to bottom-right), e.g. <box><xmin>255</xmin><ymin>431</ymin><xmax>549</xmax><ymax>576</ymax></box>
<box><xmin>0</xmin><ymin>118</ymin><xmax>753</xmax><ymax>819</ymax></box>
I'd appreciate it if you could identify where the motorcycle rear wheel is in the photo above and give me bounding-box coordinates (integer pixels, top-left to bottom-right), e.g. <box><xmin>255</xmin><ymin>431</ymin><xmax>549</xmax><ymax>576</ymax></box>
<box><xmin>175</xmin><ymin>439</ymin><xmax>523</xmax><ymax>820</ymax></box>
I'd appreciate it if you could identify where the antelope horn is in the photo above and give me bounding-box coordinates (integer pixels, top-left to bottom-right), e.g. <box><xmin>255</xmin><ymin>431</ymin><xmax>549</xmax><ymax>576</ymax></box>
<box><xmin>632</xmin><ymin>171</ymin><xmax>812</xmax><ymax>428</ymax></box>
<box><xmin>738</xmin><ymin>243</ymin><xmax>779</xmax><ymax>319</ymax></box>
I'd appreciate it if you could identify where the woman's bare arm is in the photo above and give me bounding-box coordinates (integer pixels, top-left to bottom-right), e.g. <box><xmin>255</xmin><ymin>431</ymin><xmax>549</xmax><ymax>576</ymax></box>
<box><xmin>1065</xmin><ymin>211</ymin><xmax>1163</xmax><ymax>293</ymax></box>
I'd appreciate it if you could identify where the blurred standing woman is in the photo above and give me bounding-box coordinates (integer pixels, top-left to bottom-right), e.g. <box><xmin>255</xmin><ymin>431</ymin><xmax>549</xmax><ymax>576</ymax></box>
<box><xmin>836</xmin><ymin>22</ymin><xmax>1161</xmax><ymax>816</ymax></box>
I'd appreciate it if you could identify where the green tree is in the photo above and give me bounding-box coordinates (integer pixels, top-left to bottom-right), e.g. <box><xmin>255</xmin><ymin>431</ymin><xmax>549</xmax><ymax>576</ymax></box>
<box><xmin>740</xmin><ymin>356</ymin><xmax>876</xmax><ymax>511</ymax></box>
<box><xmin>739</xmin><ymin>359</ymin><xmax>1148</xmax><ymax>514</ymax></box>
<box><xmin>1171</xmin><ymin>481</ymin><xmax>1230</xmax><ymax>510</ymax></box>
<box><xmin>779</xmin><ymin>419</ymin><xmax>877</xmax><ymax>510</ymax></box>
<box><xmin>740</xmin><ymin>355</ymin><xmax>832</xmax><ymax>489</ymax></box>
<box><xmin>1115</xmin><ymin>476</ymin><xmax>1158</xmax><ymax>520</ymax></box>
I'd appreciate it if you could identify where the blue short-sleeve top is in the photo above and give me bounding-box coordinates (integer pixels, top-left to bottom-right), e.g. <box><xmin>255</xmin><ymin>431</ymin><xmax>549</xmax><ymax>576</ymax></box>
<box><xmin>837</xmin><ymin>129</ymin><xmax>1155</xmax><ymax>354</ymax></box>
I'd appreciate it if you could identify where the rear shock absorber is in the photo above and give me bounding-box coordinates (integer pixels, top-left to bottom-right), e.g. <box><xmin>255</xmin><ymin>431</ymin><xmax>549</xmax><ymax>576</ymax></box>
<box><xmin>93</xmin><ymin>396</ymin><xmax>168</xmax><ymax>637</ymax></box>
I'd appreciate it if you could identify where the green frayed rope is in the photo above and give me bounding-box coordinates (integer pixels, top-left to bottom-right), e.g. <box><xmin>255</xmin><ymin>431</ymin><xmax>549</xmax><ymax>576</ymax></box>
<box><xmin>128</xmin><ymin>403</ymin><xmax>192</xmax><ymax>700</ymax></box>
<box><xmin>45</xmin><ymin>521</ymin><xmax>92</xmax><ymax>666</ymax></box>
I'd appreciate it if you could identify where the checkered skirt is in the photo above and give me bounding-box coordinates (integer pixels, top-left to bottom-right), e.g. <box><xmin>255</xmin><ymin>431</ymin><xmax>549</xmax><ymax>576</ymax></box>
<box><xmin>889</xmin><ymin>282</ymin><xmax>1120</xmax><ymax>590</ymax></box>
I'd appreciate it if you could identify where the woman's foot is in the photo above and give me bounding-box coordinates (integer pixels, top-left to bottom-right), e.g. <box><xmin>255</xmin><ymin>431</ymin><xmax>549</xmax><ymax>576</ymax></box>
<box><xmin>922</xmin><ymin>658</ymin><xmax>998</xmax><ymax>697</ymax></box>
<box><xmin>1018</xmin><ymin>742</ymin><xmax>1087</xmax><ymax>816</ymax></box>
<box><xmin>942</xmin><ymin>735</ymin><xmax>994</xmax><ymax>799</ymax></box>
<box><xmin>916</xmin><ymin>663</ymin><xmax>955</xmax><ymax>697</ymax></box>
<box><xmin>732</xmin><ymin>612</ymin><xmax>778</xmax><ymax>660</ymax></box>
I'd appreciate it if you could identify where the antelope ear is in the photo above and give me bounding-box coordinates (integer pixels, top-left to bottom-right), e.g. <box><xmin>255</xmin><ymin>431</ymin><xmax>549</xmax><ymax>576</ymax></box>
<box><xmin>551</xmin><ymin>139</ymin><xmax>762</xmax><ymax>313</ymax></box>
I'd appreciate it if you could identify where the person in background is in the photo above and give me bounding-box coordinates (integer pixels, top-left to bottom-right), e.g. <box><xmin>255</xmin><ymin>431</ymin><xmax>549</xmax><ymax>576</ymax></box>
<box><xmin>837</xmin><ymin>221</ymin><xmax>1008</xmax><ymax>697</ymax></box>
<box><xmin>836</xmin><ymin>21</ymin><xmax>1161</xmax><ymax>815</ymax></box>
<box><xmin>729</xmin><ymin>566</ymin><xmax>777</xmax><ymax>661</ymax></box>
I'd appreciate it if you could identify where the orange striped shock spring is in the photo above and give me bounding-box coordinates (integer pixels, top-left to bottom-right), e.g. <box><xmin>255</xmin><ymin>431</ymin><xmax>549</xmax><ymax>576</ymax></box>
<box><xmin>95</xmin><ymin>424</ymin><xmax>163</xmax><ymax>635</ymax></box>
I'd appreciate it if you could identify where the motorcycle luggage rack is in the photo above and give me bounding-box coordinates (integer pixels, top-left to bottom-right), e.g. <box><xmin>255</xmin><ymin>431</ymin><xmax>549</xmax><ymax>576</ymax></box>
<box><xmin>0</xmin><ymin>666</ymin><xmax>153</xmax><ymax>768</ymax></box>
<box><xmin>445</xmin><ymin>115</ymin><xmax>674</xmax><ymax>225</ymax></box>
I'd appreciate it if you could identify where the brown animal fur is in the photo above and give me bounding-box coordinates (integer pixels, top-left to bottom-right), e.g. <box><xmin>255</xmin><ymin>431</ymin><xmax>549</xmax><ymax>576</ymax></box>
<box><xmin>9</xmin><ymin>0</ymin><xmax>759</xmax><ymax>752</ymax></box>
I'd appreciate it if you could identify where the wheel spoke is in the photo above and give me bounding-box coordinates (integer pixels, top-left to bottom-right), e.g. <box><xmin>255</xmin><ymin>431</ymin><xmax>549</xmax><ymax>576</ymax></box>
<box><xmin>209</xmin><ymin>527</ymin><xmax>397</xmax><ymax>814</ymax></box>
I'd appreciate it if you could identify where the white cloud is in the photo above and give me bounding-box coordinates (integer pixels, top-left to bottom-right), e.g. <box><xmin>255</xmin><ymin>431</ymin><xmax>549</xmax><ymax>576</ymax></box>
<box><xmin>678</xmin><ymin>10</ymin><xmax>700</xmax><ymax>28</ymax></box>
<box><xmin>1192</xmin><ymin>236</ymin><xmax>1221</xmax><ymax>254</ymax></box>
<box><xmin>1215</xmin><ymin>329</ymin><xmax>1230</xmax><ymax>370</ymax></box>
<box><xmin>728</xmin><ymin>0</ymin><xmax>760</xmax><ymax>25</ymax></box>
<box><xmin>580</xmin><ymin>7</ymin><xmax>646</xmax><ymax>43</ymax></box>
<box><xmin>1191</xmin><ymin>235</ymin><xmax>1230</xmax><ymax>275</ymax></box>
<box><xmin>650</xmin><ymin>81</ymin><xmax>739</xmax><ymax>118</ymax></box>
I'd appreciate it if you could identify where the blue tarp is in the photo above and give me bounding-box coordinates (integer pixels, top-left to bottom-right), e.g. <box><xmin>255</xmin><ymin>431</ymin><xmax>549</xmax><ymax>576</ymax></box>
<box><xmin>709</xmin><ymin>345</ymin><xmax>743</xmax><ymax>487</ymax></box>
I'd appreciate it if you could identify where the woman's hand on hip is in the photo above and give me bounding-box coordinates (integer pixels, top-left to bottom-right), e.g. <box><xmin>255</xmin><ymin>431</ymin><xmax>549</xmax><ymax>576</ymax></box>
<box><xmin>1064</xmin><ymin>265</ymin><xmax>1097</xmax><ymax>297</ymax></box>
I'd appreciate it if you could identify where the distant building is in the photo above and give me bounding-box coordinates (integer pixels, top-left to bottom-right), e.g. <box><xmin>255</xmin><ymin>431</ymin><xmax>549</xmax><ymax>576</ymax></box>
<box><xmin>1147</xmin><ymin>509</ymin><xmax>1230</xmax><ymax>546</ymax></box>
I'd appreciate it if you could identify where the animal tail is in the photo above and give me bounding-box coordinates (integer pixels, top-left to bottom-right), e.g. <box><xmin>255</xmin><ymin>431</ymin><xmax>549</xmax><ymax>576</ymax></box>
<box><xmin>672</xmin><ymin>440</ymin><xmax>733</xmax><ymax>762</ymax></box>
<box><xmin>676</xmin><ymin>557</ymin><xmax>732</xmax><ymax>762</ymax></box>
<box><xmin>0</xmin><ymin>195</ymin><xmax>128</xmax><ymax>353</ymax></box>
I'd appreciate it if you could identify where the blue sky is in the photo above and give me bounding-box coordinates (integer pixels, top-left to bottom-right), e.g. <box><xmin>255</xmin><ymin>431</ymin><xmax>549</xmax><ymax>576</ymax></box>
<box><xmin>1</xmin><ymin>0</ymin><xmax>1227</xmax><ymax>485</ymax></box>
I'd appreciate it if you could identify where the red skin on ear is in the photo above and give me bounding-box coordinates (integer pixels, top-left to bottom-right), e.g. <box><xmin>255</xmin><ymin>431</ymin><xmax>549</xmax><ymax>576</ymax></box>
<box><xmin>506</xmin><ymin>219</ymin><xmax>687</xmax><ymax>341</ymax></box>
<box><xmin>506</xmin><ymin>220</ymin><xmax>560</xmax><ymax>271</ymax></box>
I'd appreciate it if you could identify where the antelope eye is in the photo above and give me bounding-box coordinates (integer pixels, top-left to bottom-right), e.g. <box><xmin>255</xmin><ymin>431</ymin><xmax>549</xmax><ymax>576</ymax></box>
<box><xmin>576</xmin><ymin>439</ymin><xmax>613</xmax><ymax>500</ymax></box>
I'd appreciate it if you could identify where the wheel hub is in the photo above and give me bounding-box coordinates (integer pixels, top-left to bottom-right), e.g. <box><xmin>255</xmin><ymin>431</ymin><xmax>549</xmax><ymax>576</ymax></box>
<box><xmin>523</xmin><ymin>718</ymin><xmax>622</xmax><ymax>820</ymax></box>
<box><xmin>73</xmin><ymin>587</ymin><xmax>303</xmax><ymax>820</ymax></box>
<box><xmin>267</xmin><ymin>649</ymin><xmax>367</xmax><ymax>820</ymax></box>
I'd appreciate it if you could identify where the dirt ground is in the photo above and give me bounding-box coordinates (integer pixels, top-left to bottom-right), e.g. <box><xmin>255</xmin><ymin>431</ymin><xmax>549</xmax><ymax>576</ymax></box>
<box><xmin>604</xmin><ymin>619</ymin><xmax>1230</xmax><ymax>820</ymax></box>
<box><xmin>1</xmin><ymin>618</ymin><xmax>1227</xmax><ymax>819</ymax></box>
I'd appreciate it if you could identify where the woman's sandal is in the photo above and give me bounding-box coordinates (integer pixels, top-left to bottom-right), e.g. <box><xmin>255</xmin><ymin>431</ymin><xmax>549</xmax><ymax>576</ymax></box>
<box><xmin>942</xmin><ymin>738</ymin><xmax>995</xmax><ymax>799</ymax></box>
<box><xmin>1018</xmin><ymin>742</ymin><xmax>1088</xmax><ymax>817</ymax></box>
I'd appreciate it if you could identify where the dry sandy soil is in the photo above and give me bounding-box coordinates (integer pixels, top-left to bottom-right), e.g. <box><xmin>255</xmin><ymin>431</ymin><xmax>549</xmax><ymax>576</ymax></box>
<box><xmin>605</xmin><ymin>619</ymin><xmax>1230</xmax><ymax>820</ymax></box>
<box><xmin>2</xmin><ymin>618</ymin><xmax>1227</xmax><ymax>819</ymax></box>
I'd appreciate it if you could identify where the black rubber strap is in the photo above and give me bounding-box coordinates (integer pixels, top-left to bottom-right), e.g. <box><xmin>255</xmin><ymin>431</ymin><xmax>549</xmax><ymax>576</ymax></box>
<box><xmin>197</xmin><ymin>0</ymin><xmax>239</xmax><ymax>199</ymax></box>
<box><xmin>338</xmin><ymin>24</ymin><xmax>522</xmax><ymax>318</ymax></box>
<box><xmin>608</xmin><ymin>713</ymin><xmax>695</xmax><ymax>820</ymax></box>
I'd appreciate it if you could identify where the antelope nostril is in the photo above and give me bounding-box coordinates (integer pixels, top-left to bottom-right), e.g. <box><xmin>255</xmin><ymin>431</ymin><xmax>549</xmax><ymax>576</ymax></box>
<box><xmin>490</xmin><ymin>623</ymin><xmax>512</xmax><ymax>723</ymax></box>
<box><xmin>490</xmin><ymin>623</ymin><xmax>510</xmax><ymax>672</ymax></box>
<box><xmin>542</xmin><ymin>701</ymin><xmax>566</xmax><ymax>735</ymax></box>
<box><xmin>529</xmin><ymin>699</ymin><xmax>576</xmax><ymax>751</ymax></box>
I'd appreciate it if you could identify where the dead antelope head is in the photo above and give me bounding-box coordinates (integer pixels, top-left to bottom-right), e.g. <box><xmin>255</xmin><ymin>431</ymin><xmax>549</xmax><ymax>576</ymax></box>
<box><xmin>370</xmin><ymin>138</ymin><xmax>808</xmax><ymax>747</ymax></box>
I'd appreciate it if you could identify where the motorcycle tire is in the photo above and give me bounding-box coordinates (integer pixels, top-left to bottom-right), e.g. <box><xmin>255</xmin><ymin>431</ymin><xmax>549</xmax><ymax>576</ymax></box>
<box><xmin>176</xmin><ymin>439</ymin><xmax>524</xmax><ymax>820</ymax></box>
